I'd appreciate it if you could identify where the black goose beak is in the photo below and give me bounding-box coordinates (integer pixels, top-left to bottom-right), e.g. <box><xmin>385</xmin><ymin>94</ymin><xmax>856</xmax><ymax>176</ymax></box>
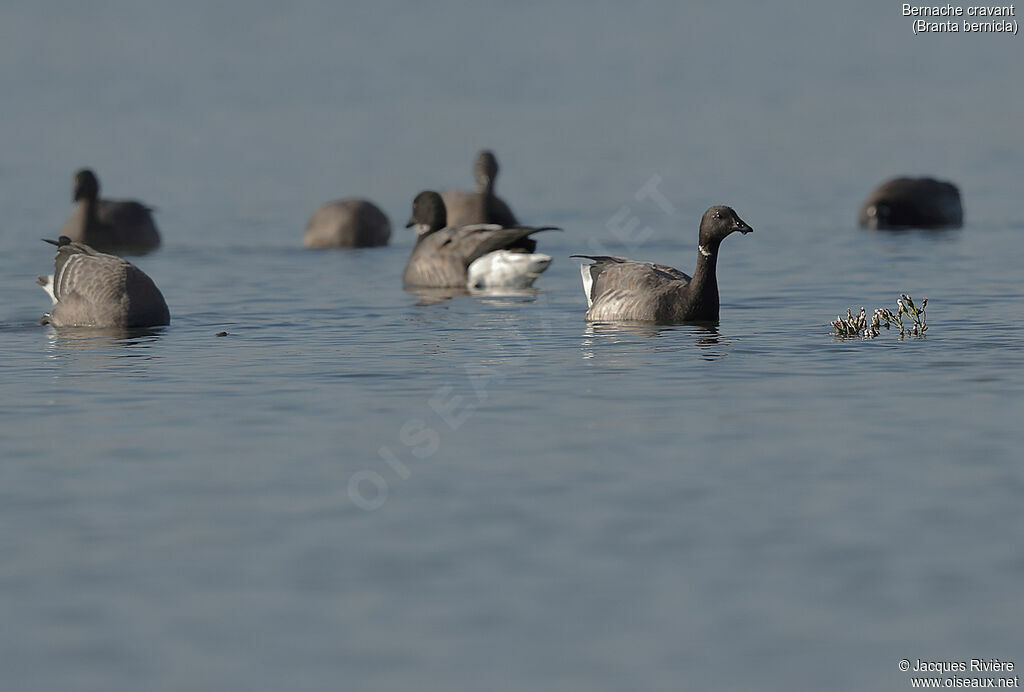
<box><xmin>734</xmin><ymin>222</ymin><xmax>753</xmax><ymax>234</ymax></box>
<box><xmin>405</xmin><ymin>218</ymin><xmax>415</xmax><ymax>228</ymax></box>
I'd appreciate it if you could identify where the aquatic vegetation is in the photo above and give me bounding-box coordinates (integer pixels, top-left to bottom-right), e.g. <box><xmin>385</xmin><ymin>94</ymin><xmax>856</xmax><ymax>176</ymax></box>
<box><xmin>831</xmin><ymin>294</ymin><xmax>928</xmax><ymax>338</ymax></box>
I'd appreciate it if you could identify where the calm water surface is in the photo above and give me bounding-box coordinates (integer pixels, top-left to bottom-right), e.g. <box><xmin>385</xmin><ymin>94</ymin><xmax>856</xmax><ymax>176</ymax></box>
<box><xmin>1</xmin><ymin>2</ymin><xmax>1022</xmax><ymax>690</ymax></box>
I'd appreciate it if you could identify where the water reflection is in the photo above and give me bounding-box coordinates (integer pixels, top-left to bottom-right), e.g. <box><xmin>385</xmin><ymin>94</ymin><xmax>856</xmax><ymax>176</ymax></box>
<box><xmin>865</xmin><ymin>227</ymin><xmax>962</xmax><ymax>244</ymax></box>
<box><xmin>692</xmin><ymin>327</ymin><xmax>733</xmax><ymax>361</ymax></box>
<box><xmin>580</xmin><ymin>322</ymin><xmax>733</xmax><ymax>361</ymax></box>
<box><xmin>44</xmin><ymin>326</ymin><xmax>166</xmax><ymax>358</ymax></box>
<box><xmin>405</xmin><ymin>287</ymin><xmax>470</xmax><ymax>306</ymax></box>
<box><xmin>469</xmin><ymin>286</ymin><xmax>542</xmax><ymax>306</ymax></box>
<box><xmin>0</xmin><ymin>320</ymin><xmax>47</xmax><ymax>333</ymax></box>
<box><xmin>406</xmin><ymin>286</ymin><xmax>541</xmax><ymax>307</ymax></box>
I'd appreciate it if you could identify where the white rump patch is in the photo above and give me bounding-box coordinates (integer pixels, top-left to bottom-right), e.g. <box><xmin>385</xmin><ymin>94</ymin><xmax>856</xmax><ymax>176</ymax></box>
<box><xmin>467</xmin><ymin>251</ymin><xmax>552</xmax><ymax>288</ymax></box>
<box><xmin>580</xmin><ymin>263</ymin><xmax>594</xmax><ymax>307</ymax></box>
<box><xmin>38</xmin><ymin>275</ymin><xmax>57</xmax><ymax>304</ymax></box>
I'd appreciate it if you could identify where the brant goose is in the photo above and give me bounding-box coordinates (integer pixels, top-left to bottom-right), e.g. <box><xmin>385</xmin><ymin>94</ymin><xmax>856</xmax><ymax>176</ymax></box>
<box><xmin>303</xmin><ymin>198</ymin><xmax>391</xmax><ymax>248</ymax></box>
<box><xmin>574</xmin><ymin>205</ymin><xmax>752</xmax><ymax>323</ymax></box>
<box><xmin>61</xmin><ymin>169</ymin><xmax>161</xmax><ymax>254</ymax></box>
<box><xmin>859</xmin><ymin>177</ymin><xmax>963</xmax><ymax>229</ymax></box>
<box><xmin>403</xmin><ymin>191</ymin><xmax>555</xmax><ymax>289</ymax></box>
<box><xmin>38</xmin><ymin>236</ymin><xmax>169</xmax><ymax>328</ymax></box>
<box><xmin>441</xmin><ymin>150</ymin><xmax>520</xmax><ymax>230</ymax></box>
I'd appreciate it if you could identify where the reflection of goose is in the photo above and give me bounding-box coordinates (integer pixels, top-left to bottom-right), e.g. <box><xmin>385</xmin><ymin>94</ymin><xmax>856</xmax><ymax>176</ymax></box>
<box><xmin>405</xmin><ymin>286</ymin><xmax>471</xmax><ymax>306</ymax></box>
<box><xmin>303</xmin><ymin>198</ymin><xmax>391</xmax><ymax>247</ymax></box>
<box><xmin>61</xmin><ymin>169</ymin><xmax>161</xmax><ymax>255</ymax></box>
<box><xmin>405</xmin><ymin>285</ymin><xmax>542</xmax><ymax>307</ymax></box>
<box><xmin>579</xmin><ymin>323</ymin><xmax>730</xmax><ymax>361</ymax></box>
<box><xmin>574</xmin><ymin>206</ymin><xmax>752</xmax><ymax>323</ymax></box>
<box><xmin>44</xmin><ymin>328</ymin><xmax>164</xmax><ymax>357</ymax></box>
<box><xmin>858</xmin><ymin>177</ymin><xmax>963</xmax><ymax>229</ymax></box>
<box><xmin>38</xmin><ymin>237</ymin><xmax>169</xmax><ymax>328</ymax></box>
<box><xmin>441</xmin><ymin>150</ymin><xmax>519</xmax><ymax>229</ymax></box>
<box><xmin>403</xmin><ymin>191</ymin><xmax>556</xmax><ymax>289</ymax></box>
<box><xmin>468</xmin><ymin>286</ymin><xmax>541</xmax><ymax>300</ymax></box>
<box><xmin>582</xmin><ymin>322</ymin><xmax>668</xmax><ymax>340</ymax></box>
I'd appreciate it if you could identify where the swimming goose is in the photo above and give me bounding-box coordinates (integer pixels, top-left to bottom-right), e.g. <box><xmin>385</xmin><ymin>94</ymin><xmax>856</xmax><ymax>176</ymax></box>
<box><xmin>403</xmin><ymin>191</ymin><xmax>556</xmax><ymax>289</ymax></box>
<box><xmin>61</xmin><ymin>169</ymin><xmax>161</xmax><ymax>254</ymax></box>
<box><xmin>38</xmin><ymin>236</ymin><xmax>169</xmax><ymax>328</ymax></box>
<box><xmin>441</xmin><ymin>150</ymin><xmax>520</xmax><ymax>230</ymax></box>
<box><xmin>574</xmin><ymin>205</ymin><xmax>752</xmax><ymax>323</ymax></box>
<box><xmin>303</xmin><ymin>198</ymin><xmax>391</xmax><ymax>248</ymax></box>
<box><xmin>859</xmin><ymin>177</ymin><xmax>963</xmax><ymax>229</ymax></box>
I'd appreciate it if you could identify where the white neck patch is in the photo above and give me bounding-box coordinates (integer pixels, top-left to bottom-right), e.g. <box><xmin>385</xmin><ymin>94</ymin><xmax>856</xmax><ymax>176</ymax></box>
<box><xmin>413</xmin><ymin>223</ymin><xmax>433</xmax><ymax>237</ymax></box>
<box><xmin>699</xmin><ymin>245</ymin><xmax>713</xmax><ymax>258</ymax></box>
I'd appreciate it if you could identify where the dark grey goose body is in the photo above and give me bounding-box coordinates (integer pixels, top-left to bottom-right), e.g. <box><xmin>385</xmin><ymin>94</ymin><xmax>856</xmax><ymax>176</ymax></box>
<box><xmin>303</xmin><ymin>198</ymin><xmax>391</xmax><ymax>248</ymax></box>
<box><xmin>403</xmin><ymin>191</ymin><xmax>556</xmax><ymax>289</ymax></box>
<box><xmin>441</xmin><ymin>150</ymin><xmax>521</xmax><ymax>236</ymax></box>
<box><xmin>574</xmin><ymin>206</ymin><xmax>752</xmax><ymax>324</ymax></box>
<box><xmin>61</xmin><ymin>169</ymin><xmax>161</xmax><ymax>255</ymax></box>
<box><xmin>859</xmin><ymin>177</ymin><xmax>963</xmax><ymax>229</ymax></box>
<box><xmin>38</xmin><ymin>236</ymin><xmax>169</xmax><ymax>328</ymax></box>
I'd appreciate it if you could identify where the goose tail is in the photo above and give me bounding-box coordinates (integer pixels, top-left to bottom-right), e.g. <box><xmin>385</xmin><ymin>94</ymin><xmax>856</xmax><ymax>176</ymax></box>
<box><xmin>579</xmin><ymin>263</ymin><xmax>595</xmax><ymax>307</ymax></box>
<box><xmin>467</xmin><ymin>251</ymin><xmax>552</xmax><ymax>289</ymax></box>
<box><xmin>37</xmin><ymin>274</ymin><xmax>57</xmax><ymax>304</ymax></box>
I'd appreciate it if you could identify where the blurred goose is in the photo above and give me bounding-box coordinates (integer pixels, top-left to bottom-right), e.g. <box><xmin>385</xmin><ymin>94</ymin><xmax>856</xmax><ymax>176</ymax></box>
<box><xmin>403</xmin><ymin>191</ymin><xmax>556</xmax><ymax>289</ymax></box>
<box><xmin>61</xmin><ymin>169</ymin><xmax>161</xmax><ymax>254</ymax></box>
<box><xmin>303</xmin><ymin>198</ymin><xmax>391</xmax><ymax>248</ymax></box>
<box><xmin>38</xmin><ymin>236</ymin><xmax>169</xmax><ymax>328</ymax></box>
<box><xmin>859</xmin><ymin>177</ymin><xmax>963</xmax><ymax>229</ymax></box>
<box><xmin>441</xmin><ymin>150</ymin><xmax>520</xmax><ymax>230</ymax></box>
<box><xmin>574</xmin><ymin>205</ymin><xmax>752</xmax><ymax>323</ymax></box>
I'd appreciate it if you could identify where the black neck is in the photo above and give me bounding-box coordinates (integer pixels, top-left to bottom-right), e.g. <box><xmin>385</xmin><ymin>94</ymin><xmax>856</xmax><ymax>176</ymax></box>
<box><xmin>74</xmin><ymin>196</ymin><xmax>102</xmax><ymax>238</ymax></box>
<box><xmin>80</xmin><ymin>196</ymin><xmax>100</xmax><ymax>225</ymax></box>
<box><xmin>683</xmin><ymin>238</ymin><xmax>722</xmax><ymax>320</ymax></box>
<box><xmin>691</xmin><ymin>239</ymin><xmax>721</xmax><ymax>289</ymax></box>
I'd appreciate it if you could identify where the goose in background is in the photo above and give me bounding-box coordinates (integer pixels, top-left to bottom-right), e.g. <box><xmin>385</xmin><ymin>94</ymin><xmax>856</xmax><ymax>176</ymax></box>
<box><xmin>38</xmin><ymin>236</ymin><xmax>169</xmax><ymax>328</ymax></box>
<box><xmin>859</xmin><ymin>177</ymin><xmax>963</xmax><ymax>229</ymax></box>
<box><xmin>61</xmin><ymin>169</ymin><xmax>161</xmax><ymax>254</ymax></box>
<box><xmin>441</xmin><ymin>150</ymin><xmax>520</xmax><ymax>230</ymax></box>
<box><xmin>303</xmin><ymin>198</ymin><xmax>391</xmax><ymax>248</ymax></box>
<box><xmin>574</xmin><ymin>205</ymin><xmax>752</xmax><ymax>323</ymax></box>
<box><xmin>403</xmin><ymin>191</ymin><xmax>555</xmax><ymax>289</ymax></box>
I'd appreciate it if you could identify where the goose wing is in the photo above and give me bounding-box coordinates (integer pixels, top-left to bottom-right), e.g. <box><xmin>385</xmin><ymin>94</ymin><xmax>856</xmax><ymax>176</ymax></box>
<box><xmin>98</xmin><ymin>199</ymin><xmax>156</xmax><ymax>228</ymax></box>
<box><xmin>46</xmin><ymin>237</ymin><xmax>129</xmax><ymax>306</ymax></box>
<box><xmin>448</xmin><ymin>224</ymin><xmax>558</xmax><ymax>266</ymax></box>
<box><xmin>97</xmin><ymin>199</ymin><xmax>161</xmax><ymax>249</ymax></box>
<box><xmin>405</xmin><ymin>225</ymin><xmax>558</xmax><ymax>288</ymax></box>
<box><xmin>572</xmin><ymin>255</ymin><xmax>690</xmax><ymax>307</ymax></box>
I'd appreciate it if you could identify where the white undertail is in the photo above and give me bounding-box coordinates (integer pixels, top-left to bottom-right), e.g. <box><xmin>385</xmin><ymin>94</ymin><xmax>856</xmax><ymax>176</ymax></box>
<box><xmin>38</xmin><ymin>275</ymin><xmax>57</xmax><ymax>304</ymax></box>
<box><xmin>467</xmin><ymin>251</ymin><xmax>552</xmax><ymax>288</ymax></box>
<box><xmin>580</xmin><ymin>263</ymin><xmax>594</xmax><ymax>307</ymax></box>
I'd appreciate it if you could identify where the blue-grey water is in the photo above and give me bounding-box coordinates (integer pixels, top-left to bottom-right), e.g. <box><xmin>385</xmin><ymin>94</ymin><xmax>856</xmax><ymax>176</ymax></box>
<box><xmin>2</xmin><ymin>2</ymin><xmax>1022</xmax><ymax>690</ymax></box>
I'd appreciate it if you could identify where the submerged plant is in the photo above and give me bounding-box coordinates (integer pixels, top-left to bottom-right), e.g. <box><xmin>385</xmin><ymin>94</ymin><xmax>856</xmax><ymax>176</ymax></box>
<box><xmin>831</xmin><ymin>294</ymin><xmax>927</xmax><ymax>338</ymax></box>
